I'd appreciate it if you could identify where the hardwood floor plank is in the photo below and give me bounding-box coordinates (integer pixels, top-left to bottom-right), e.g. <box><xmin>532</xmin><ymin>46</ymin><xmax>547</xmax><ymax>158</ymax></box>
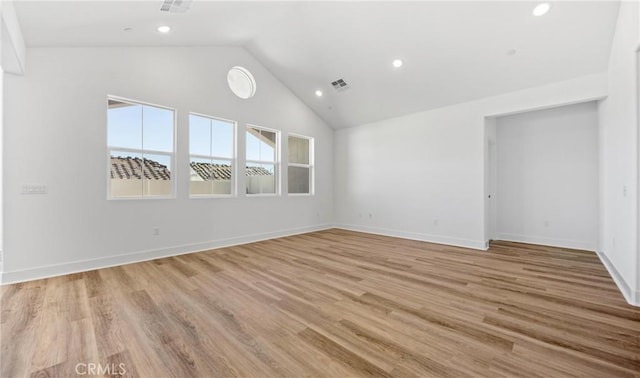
<box><xmin>298</xmin><ymin>327</ymin><xmax>393</xmax><ymax>377</ymax></box>
<box><xmin>2</xmin><ymin>229</ymin><xmax>639</xmax><ymax>377</ymax></box>
<box><xmin>337</xmin><ymin>318</ymin><xmax>454</xmax><ymax>376</ymax></box>
<box><xmin>1</xmin><ymin>282</ymin><xmax>45</xmax><ymax>378</ymax></box>
<box><xmin>483</xmin><ymin>313</ymin><xmax>640</xmax><ymax>371</ymax></box>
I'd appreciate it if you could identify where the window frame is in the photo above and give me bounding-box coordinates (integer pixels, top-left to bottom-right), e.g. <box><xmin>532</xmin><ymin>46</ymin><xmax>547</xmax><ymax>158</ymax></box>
<box><xmin>287</xmin><ymin>133</ymin><xmax>315</xmax><ymax>196</ymax></box>
<box><xmin>245</xmin><ymin>124</ymin><xmax>281</xmax><ymax>196</ymax></box>
<box><xmin>188</xmin><ymin>112</ymin><xmax>238</xmax><ymax>199</ymax></box>
<box><xmin>106</xmin><ymin>96</ymin><xmax>177</xmax><ymax>200</ymax></box>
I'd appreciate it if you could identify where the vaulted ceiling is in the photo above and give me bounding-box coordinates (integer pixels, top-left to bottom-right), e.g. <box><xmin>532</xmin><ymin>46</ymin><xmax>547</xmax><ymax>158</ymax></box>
<box><xmin>13</xmin><ymin>1</ymin><xmax>620</xmax><ymax>128</ymax></box>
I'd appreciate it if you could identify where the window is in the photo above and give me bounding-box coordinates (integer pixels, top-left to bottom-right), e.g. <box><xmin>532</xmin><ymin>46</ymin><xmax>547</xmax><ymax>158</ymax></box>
<box><xmin>107</xmin><ymin>97</ymin><xmax>175</xmax><ymax>198</ymax></box>
<box><xmin>288</xmin><ymin>134</ymin><xmax>314</xmax><ymax>195</ymax></box>
<box><xmin>246</xmin><ymin>125</ymin><xmax>279</xmax><ymax>195</ymax></box>
<box><xmin>227</xmin><ymin>66</ymin><xmax>257</xmax><ymax>99</ymax></box>
<box><xmin>189</xmin><ymin>114</ymin><xmax>236</xmax><ymax>196</ymax></box>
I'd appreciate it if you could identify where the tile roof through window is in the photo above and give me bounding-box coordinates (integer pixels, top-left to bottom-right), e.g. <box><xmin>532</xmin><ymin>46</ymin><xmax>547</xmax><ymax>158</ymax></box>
<box><xmin>110</xmin><ymin>156</ymin><xmax>272</xmax><ymax>181</ymax></box>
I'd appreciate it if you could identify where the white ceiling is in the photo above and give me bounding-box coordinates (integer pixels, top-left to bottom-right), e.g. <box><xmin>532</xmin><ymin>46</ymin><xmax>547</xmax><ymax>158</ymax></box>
<box><xmin>12</xmin><ymin>1</ymin><xmax>620</xmax><ymax>129</ymax></box>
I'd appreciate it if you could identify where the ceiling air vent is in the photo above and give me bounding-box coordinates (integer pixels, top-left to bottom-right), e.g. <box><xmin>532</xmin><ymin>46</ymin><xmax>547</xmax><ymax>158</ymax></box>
<box><xmin>160</xmin><ymin>0</ymin><xmax>192</xmax><ymax>13</ymax></box>
<box><xmin>331</xmin><ymin>78</ymin><xmax>350</xmax><ymax>92</ymax></box>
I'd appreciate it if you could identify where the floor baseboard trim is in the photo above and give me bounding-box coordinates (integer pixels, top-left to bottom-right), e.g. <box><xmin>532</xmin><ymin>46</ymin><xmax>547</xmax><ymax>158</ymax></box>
<box><xmin>596</xmin><ymin>251</ymin><xmax>639</xmax><ymax>307</ymax></box>
<box><xmin>495</xmin><ymin>233</ymin><xmax>596</xmax><ymax>251</ymax></box>
<box><xmin>0</xmin><ymin>224</ymin><xmax>334</xmax><ymax>285</ymax></box>
<box><xmin>335</xmin><ymin>224</ymin><xmax>487</xmax><ymax>250</ymax></box>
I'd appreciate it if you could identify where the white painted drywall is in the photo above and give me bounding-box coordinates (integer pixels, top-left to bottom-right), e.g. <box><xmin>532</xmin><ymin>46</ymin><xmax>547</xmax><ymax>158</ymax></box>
<box><xmin>334</xmin><ymin>73</ymin><xmax>607</xmax><ymax>250</ymax></box>
<box><xmin>2</xmin><ymin>46</ymin><xmax>333</xmax><ymax>283</ymax></box>
<box><xmin>597</xmin><ymin>1</ymin><xmax>639</xmax><ymax>304</ymax></box>
<box><xmin>637</xmin><ymin>47</ymin><xmax>640</xmax><ymax>304</ymax></box>
<box><xmin>484</xmin><ymin>117</ymin><xmax>497</xmax><ymax>243</ymax></box>
<box><xmin>0</xmin><ymin>65</ymin><xmax>3</xmax><ymax>271</ymax></box>
<box><xmin>0</xmin><ymin>1</ymin><xmax>26</xmax><ymax>75</ymax></box>
<box><xmin>495</xmin><ymin>102</ymin><xmax>599</xmax><ymax>251</ymax></box>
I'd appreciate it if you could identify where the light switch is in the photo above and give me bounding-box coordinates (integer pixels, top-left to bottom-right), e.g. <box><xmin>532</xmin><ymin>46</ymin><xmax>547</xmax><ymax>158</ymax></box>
<box><xmin>21</xmin><ymin>184</ymin><xmax>47</xmax><ymax>194</ymax></box>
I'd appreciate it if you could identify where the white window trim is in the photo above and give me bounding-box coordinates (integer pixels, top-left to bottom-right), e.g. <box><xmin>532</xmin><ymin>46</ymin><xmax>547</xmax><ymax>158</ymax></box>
<box><xmin>106</xmin><ymin>96</ymin><xmax>177</xmax><ymax>200</ymax></box>
<box><xmin>287</xmin><ymin>133</ymin><xmax>314</xmax><ymax>196</ymax></box>
<box><xmin>188</xmin><ymin>113</ymin><xmax>238</xmax><ymax>199</ymax></box>
<box><xmin>246</xmin><ymin>124</ymin><xmax>281</xmax><ymax>196</ymax></box>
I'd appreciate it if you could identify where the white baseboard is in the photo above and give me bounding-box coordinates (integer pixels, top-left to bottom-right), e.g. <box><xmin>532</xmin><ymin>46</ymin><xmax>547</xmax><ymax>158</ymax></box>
<box><xmin>335</xmin><ymin>223</ymin><xmax>487</xmax><ymax>250</ymax></box>
<box><xmin>495</xmin><ymin>233</ymin><xmax>596</xmax><ymax>251</ymax></box>
<box><xmin>596</xmin><ymin>251</ymin><xmax>639</xmax><ymax>307</ymax></box>
<box><xmin>7</xmin><ymin>225</ymin><xmax>635</xmax><ymax>308</ymax></box>
<box><xmin>0</xmin><ymin>224</ymin><xmax>334</xmax><ymax>285</ymax></box>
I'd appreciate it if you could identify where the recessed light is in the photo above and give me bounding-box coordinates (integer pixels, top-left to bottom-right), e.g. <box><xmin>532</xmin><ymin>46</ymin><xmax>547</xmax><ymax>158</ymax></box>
<box><xmin>315</xmin><ymin>90</ymin><xmax>323</xmax><ymax>97</ymax></box>
<box><xmin>392</xmin><ymin>59</ymin><xmax>403</xmax><ymax>68</ymax></box>
<box><xmin>533</xmin><ymin>3</ymin><xmax>550</xmax><ymax>16</ymax></box>
<box><xmin>507</xmin><ymin>49</ymin><xmax>517</xmax><ymax>56</ymax></box>
<box><xmin>157</xmin><ymin>25</ymin><xmax>171</xmax><ymax>33</ymax></box>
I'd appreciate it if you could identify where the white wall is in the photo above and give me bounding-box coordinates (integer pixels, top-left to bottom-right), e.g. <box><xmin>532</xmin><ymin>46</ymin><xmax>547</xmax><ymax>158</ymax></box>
<box><xmin>597</xmin><ymin>1</ymin><xmax>640</xmax><ymax>305</ymax></box>
<box><xmin>0</xmin><ymin>5</ymin><xmax>5</xmax><ymax>271</ymax></box>
<box><xmin>484</xmin><ymin>116</ymin><xmax>497</xmax><ymax>242</ymax></box>
<box><xmin>0</xmin><ymin>1</ymin><xmax>28</xmax><ymax>273</ymax></box>
<box><xmin>2</xmin><ymin>46</ymin><xmax>334</xmax><ymax>283</ymax></box>
<box><xmin>0</xmin><ymin>63</ymin><xmax>3</xmax><ymax>272</ymax></box>
<box><xmin>0</xmin><ymin>1</ymin><xmax>26</xmax><ymax>75</ymax></box>
<box><xmin>334</xmin><ymin>73</ymin><xmax>607</xmax><ymax>250</ymax></box>
<box><xmin>495</xmin><ymin>102</ymin><xmax>599</xmax><ymax>251</ymax></box>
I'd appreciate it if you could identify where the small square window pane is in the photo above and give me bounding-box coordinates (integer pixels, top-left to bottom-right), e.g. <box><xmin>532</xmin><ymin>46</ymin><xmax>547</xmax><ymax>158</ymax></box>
<box><xmin>190</xmin><ymin>158</ymin><xmax>232</xmax><ymax>196</ymax></box>
<box><xmin>211</xmin><ymin>159</ymin><xmax>233</xmax><ymax>195</ymax></box>
<box><xmin>108</xmin><ymin>101</ymin><xmax>142</xmax><ymax>150</ymax></box>
<box><xmin>190</xmin><ymin>157</ymin><xmax>213</xmax><ymax>195</ymax></box>
<box><xmin>246</xmin><ymin>128</ymin><xmax>261</xmax><ymax>161</ymax></box>
<box><xmin>288</xmin><ymin>136</ymin><xmax>310</xmax><ymax>165</ymax></box>
<box><xmin>212</xmin><ymin>119</ymin><xmax>234</xmax><ymax>159</ymax></box>
<box><xmin>247</xmin><ymin>127</ymin><xmax>277</xmax><ymax>162</ymax></box>
<box><xmin>288</xmin><ymin>166</ymin><xmax>310</xmax><ymax>194</ymax></box>
<box><xmin>190</xmin><ymin>115</ymin><xmax>212</xmax><ymax>156</ymax></box>
<box><xmin>142</xmin><ymin>153</ymin><xmax>172</xmax><ymax>196</ymax></box>
<box><xmin>143</xmin><ymin>105</ymin><xmax>174</xmax><ymax>153</ymax></box>
<box><xmin>246</xmin><ymin>163</ymin><xmax>275</xmax><ymax>194</ymax></box>
<box><xmin>110</xmin><ymin>150</ymin><xmax>143</xmax><ymax>197</ymax></box>
<box><xmin>260</xmin><ymin>164</ymin><xmax>276</xmax><ymax>194</ymax></box>
<box><xmin>259</xmin><ymin>130</ymin><xmax>276</xmax><ymax>162</ymax></box>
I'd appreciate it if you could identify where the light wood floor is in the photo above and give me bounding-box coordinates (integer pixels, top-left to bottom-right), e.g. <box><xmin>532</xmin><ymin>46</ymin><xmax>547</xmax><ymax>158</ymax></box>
<box><xmin>2</xmin><ymin>229</ymin><xmax>639</xmax><ymax>377</ymax></box>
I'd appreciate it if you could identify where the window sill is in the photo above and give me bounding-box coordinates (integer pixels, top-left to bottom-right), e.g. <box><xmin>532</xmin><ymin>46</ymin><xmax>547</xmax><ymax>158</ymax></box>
<box><xmin>189</xmin><ymin>194</ymin><xmax>237</xmax><ymax>199</ymax></box>
<box><xmin>107</xmin><ymin>195</ymin><xmax>176</xmax><ymax>201</ymax></box>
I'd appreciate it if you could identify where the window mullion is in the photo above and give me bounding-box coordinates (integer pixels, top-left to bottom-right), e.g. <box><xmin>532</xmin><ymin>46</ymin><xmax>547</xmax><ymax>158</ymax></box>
<box><xmin>140</xmin><ymin>105</ymin><xmax>145</xmax><ymax>195</ymax></box>
<box><xmin>288</xmin><ymin>163</ymin><xmax>311</xmax><ymax>168</ymax></box>
<box><xmin>209</xmin><ymin>119</ymin><xmax>214</xmax><ymax>193</ymax></box>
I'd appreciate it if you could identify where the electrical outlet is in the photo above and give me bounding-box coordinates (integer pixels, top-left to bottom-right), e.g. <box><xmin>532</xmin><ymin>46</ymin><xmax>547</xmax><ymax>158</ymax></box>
<box><xmin>544</xmin><ymin>220</ymin><xmax>550</xmax><ymax>227</ymax></box>
<box><xmin>153</xmin><ymin>228</ymin><xmax>160</xmax><ymax>236</ymax></box>
<box><xmin>433</xmin><ymin>219</ymin><xmax>439</xmax><ymax>226</ymax></box>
